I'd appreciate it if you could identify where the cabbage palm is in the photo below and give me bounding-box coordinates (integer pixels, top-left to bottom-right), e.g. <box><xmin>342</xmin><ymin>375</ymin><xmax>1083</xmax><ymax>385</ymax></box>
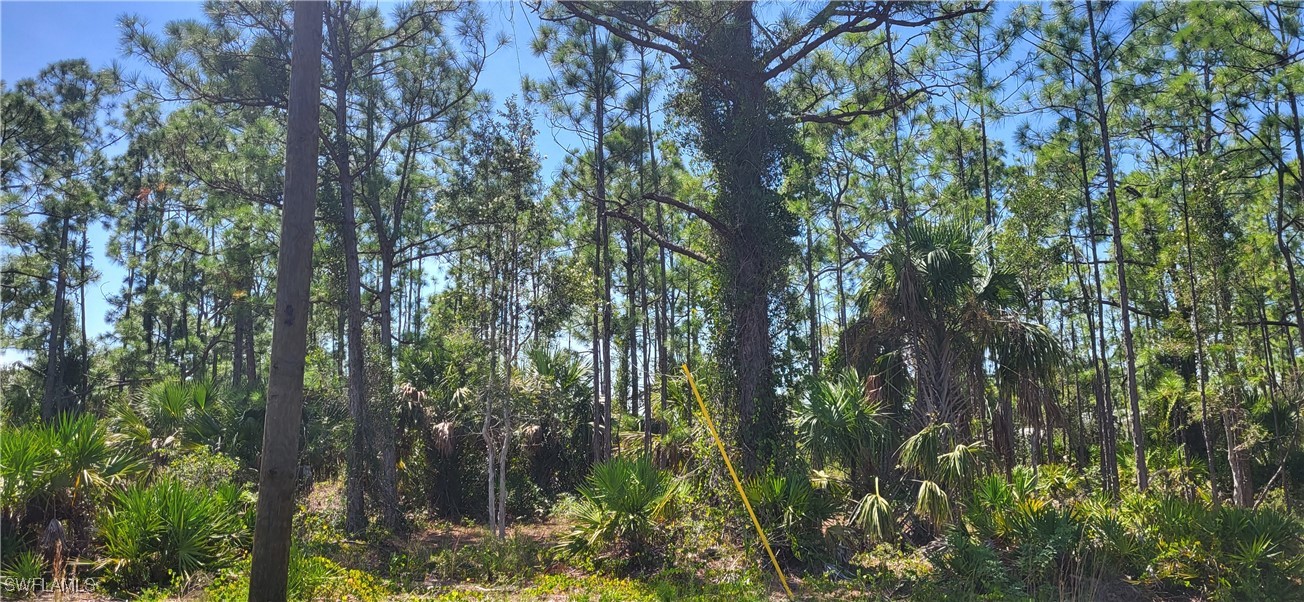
<box><xmin>844</xmin><ymin>221</ymin><xmax>1062</xmax><ymax>471</ymax></box>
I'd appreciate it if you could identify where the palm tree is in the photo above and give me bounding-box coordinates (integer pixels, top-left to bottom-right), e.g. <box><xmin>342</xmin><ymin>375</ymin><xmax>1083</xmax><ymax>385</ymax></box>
<box><xmin>840</xmin><ymin>221</ymin><xmax>1062</xmax><ymax>476</ymax></box>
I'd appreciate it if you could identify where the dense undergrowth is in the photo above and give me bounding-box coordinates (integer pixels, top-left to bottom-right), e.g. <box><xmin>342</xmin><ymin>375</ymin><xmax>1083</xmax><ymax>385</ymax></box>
<box><xmin>3</xmin><ymin>377</ymin><xmax>1301</xmax><ymax>601</ymax></box>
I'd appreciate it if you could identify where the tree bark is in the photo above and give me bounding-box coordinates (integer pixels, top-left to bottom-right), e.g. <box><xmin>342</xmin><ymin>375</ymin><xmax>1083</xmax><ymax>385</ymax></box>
<box><xmin>247</xmin><ymin>2</ymin><xmax>323</xmax><ymax>597</ymax></box>
<box><xmin>328</xmin><ymin>3</ymin><xmax>374</xmax><ymax>534</ymax></box>
<box><xmin>40</xmin><ymin>215</ymin><xmax>71</xmax><ymax>422</ymax></box>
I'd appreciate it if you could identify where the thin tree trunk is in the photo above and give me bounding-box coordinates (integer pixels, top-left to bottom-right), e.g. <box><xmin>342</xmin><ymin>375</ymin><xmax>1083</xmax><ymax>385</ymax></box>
<box><xmin>590</xmin><ymin>30</ymin><xmax>613</xmax><ymax>460</ymax></box>
<box><xmin>41</xmin><ymin>215</ymin><xmax>71</xmax><ymax>422</ymax></box>
<box><xmin>328</xmin><ymin>4</ymin><xmax>373</xmax><ymax>534</ymax></box>
<box><xmin>625</xmin><ymin>226</ymin><xmax>638</xmax><ymax>417</ymax></box>
<box><xmin>649</xmin><ymin>95</ymin><xmax>669</xmax><ymax>413</ymax></box>
<box><xmin>484</xmin><ymin>236</ymin><xmax>501</xmax><ymax>535</ymax></box>
<box><xmin>597</xmin><ymin>90</ymin><xmax>613</xmax><ymax>460</ymax></box>
<box><xmin>805</xmin><ymin>216</ymin><xmax>822</xmax><ymax>375</ymax></box>
<box><xmin>975</xmin><ymin>24</ymin><xmax>994</xmax><ymax>231</ymax></box>
<box><xmin>1086</xmin><ymin>0</ymin><xmax>1147</xmax><ymax>492</ymax></box>
<box><xmin>1178</xmin><ymin>159</ymin><xmax>1220</xmax><ymax>506</ymax></box>
<box><xmin>78</xmin><ymin>229</ymin><xmax>89</xmax><ymax>406</ymax></box>
<box><xmin>1074</xmin><ymin>108</ymin><xmax>1120</xmax><ymax>496</ymax></box>
<box><xmin>1282</xmin><ymin>87</ymin><xmax>1304</xmax><ymax>353</ymax></box>
<box><xmin>1214</xmin><ymin>298</ymin><xmax>1254</xmax><ymax>507</ymax></box>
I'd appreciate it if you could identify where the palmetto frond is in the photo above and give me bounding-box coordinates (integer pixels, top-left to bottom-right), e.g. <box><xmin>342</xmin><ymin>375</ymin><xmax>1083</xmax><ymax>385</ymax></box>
<box><xmin>851</xmin><ymin>477</ymin><xmax>894</xmax><ymax>542</ymax></box>
<box><xmin>938</xmin><ymin>441</ymin><xmax>987</xmax><ymax>489</ymax></box>
<box><xmin>559</xmin><ymin>455</ymin><xmax>678</xmax><ymax>560</ymax></box>
<box><xmin>899</xmin><ymin>421</ymin><xmax>951</xmax><ymax>476</ymax></box>
<box><xmin>914</xmin><ymin>479</ymin><xmax>952</xmax><ymax>526</ymax></box>
<box><xmin>792</xmin><ymin>369</ymin><xmax>885</xmax><ymax>469</ymax></box>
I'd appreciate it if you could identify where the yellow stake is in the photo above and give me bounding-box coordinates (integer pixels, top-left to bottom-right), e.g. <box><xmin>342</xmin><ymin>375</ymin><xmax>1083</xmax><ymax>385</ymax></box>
<box><xmin>681</xmin><ymin>364</ymin><xmax>795</xmax><ymax>600</ymax></box>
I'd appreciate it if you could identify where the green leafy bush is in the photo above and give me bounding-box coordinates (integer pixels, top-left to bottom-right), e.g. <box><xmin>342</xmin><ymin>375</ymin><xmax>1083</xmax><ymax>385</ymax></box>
<box><xmin>205</xmin><ymin>547</ymin><xmax>389</xmax><ymax>602</ymax></box>
<box><xmin>957</xmin><ymin>475</ymin><xmax>1304</xmax><ymax>600</ymax></box>
<box><xmin>111</xmin><ymin>380</ymin><xmax>263</xmax><ymax>468</ymax></box>
<box><xmin>0</xmin><ymin>427</ymin><xmax>56</xmax><ymax>518</ymax></box>
<box><xmin>559</xmin><ymin>455</ymin><xmax>679</xmax><ymax>566</ymax></box>
<box><xmin>791</xmin><ymin>369</ymin><xmax>883</xmax><ymax>478</ymax></box>
<box><xmin>1</xmin><ymin>414</ymin><xmax>145</xmax><ymax>524</ymax></box>
<box><xmin>427</xmin><ymin>532</ymin><xmax>548</xmax><ymax>584</ymax></box>
<box><xmin>743</xmin><ymin>469</ymin><xmax>836</xmax><ymax>567</ymax></box>
<box><xmin>160</xmin><ymin>447</ymin><xmax>245</xmax><ymax>490</ymax></box>
<box><xmin>96</xmin><ymin>477</ymin><xmax>250</xmax><ymax>592</ymax></box>
<box><xmin>1085</xmin><ymin>495</ymin><xmax>1304</xmax><ymax>599</ymax></box>
<box><xmin>0</xmin><ymin>550</ymin><xmax>45</xmax><ymax>593</ymax></box>
<box><xmin>924</xmin><ymin>527</ymin><xmax>1020</xmax><ymax>600</ymax></box>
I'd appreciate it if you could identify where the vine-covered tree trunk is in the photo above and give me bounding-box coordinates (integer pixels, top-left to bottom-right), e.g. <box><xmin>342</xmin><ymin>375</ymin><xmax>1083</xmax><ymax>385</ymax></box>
<box><xmin>693</xmin><ymin>3</ymin><xmax>794</xmax><ymax>474</ymax></box>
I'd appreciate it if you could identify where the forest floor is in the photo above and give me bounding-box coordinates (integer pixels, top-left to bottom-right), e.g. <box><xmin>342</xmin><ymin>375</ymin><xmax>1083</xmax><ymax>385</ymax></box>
<box><xmin>21</xmin><ymin>481</ymin><xmax>1154</xmax><ymax>601</ymax></box>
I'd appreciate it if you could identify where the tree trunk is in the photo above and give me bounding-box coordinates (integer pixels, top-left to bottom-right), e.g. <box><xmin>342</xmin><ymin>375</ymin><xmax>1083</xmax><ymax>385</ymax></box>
<box><xmin>328</xmin><ymin>5</ymin><xmax>373</xmax><ymax>535</ymax></box>
<box><xmin>1282</xmin><ymin>86</ymin><xmax>1304</xmax><ymax>353</ymax></box>
<box><xmin>41</xmin><ymin>215</ymin><xmax>71</xmax><ymax>422</ymax></box>
<box><xmin>696</xmin><ymin>4</ymin><xmax>792</xmax><ymax>474</ymax></box>
<box><xmin>975</xmin><ymin>24</ymin><xmax>994</xmax><ymax>231</ymax></box>
<box><xmin>591</xmin><ymin>34</ymin><xmax>613</xmax><ymax>460</ymax></box>
<box><xmin>625</xmin><ymin>226</ymin><xmax>638</xmax><ymax>417</ymax></box>
<box><xmin>375</xmin><ymin>248</ymin><xmax>402</xmax><ymax>531</ymax></box>
<box><xmin>248</xmin><ymin>2</ymin><xmax>323</xmax><ymax>597</ymax></box>
<box><xmin>649</xmin><ymin>103</ymin><xmax>669</xmax><ymax>413</ymax></box>
<box><xmin>1074</xmin><ymin>102</ymin><xmax>1119</xmax><ymax>496</ymax></box>
<box><xmin>805</xmin><ymin>216</ymin><xmax>822</xmax><ymax>375</ymax></box>
<box><xmin>1178</xmin><ymin>160</ymin><xmax>1220</xmax><ymax>506</ymax></box>
<box><xmin>1086</xmin><ymin>0</ymin><xmax>1147</xmax><ymax>493</ymax></box>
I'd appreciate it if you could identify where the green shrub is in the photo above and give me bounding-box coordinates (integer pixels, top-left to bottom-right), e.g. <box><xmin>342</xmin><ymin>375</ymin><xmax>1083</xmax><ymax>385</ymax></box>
<box><xmin>791</xmin><ymin>369</ymin><xmax>883</xmax><ymax>476</ymax></box>
<box><xmin>96</xmin><ymin>477</ymin><xmax>250</xmax><ymax>592</ymax></box>
<box><xmin>160</xmin><ymin>448</ymin><xmax>245</xmax><ymax>490</ymax></box>
<box><xmin>205</xmin><ymin>547</ymin><xmax>389</xmax><ymax>602</ymax></box>
<box><xmin>111</xmin><ymin>380</ymin><xmax>266</xmax><ymax>470</ymax></box>
<box><xmin>1</xmin><ymin>550</ymin><xmax>45</xmax><ymax>595</ymax></box>
<box><xmin>960</xmin><ymin>478</ymin><xmax>1304</xmax><ymax>600</ymax></box>
<box><xmin>1003</xmin><ymin>497</ymin><xmax>1084</xmax><ymax>593</ymax></box>
<box><xmin>1</xmin><ymin>414</ymin><xmax>145</xmax><ymax>525</ymax></box>
<box><xmin>0</xmin><ymin>427</ymin><xmax>56</xmax><ymax>518</ymax></box>
<box><xmin>743</xmin><ymin>469</ymin><xmax>836</xmax><ymax>568</ymax></box>
<box><xmin>559</xmin><ymin>455</ymin><xmax>679</xmax><ymax>566</ymax></box>
<box><xmin>923</xmin><ymin>528</ymin><xmax>1020</xmax><ymax>600</ymax></box>
<box><xmin>427</xmin><ymin>532</ymin><xmax>547</xmax><ymax>584</ymax></box>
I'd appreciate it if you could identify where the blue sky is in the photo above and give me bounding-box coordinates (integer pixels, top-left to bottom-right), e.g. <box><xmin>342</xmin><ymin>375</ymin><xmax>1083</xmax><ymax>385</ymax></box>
<box><xmin>1</xmin><ymin>1</ymin><xmax>564</xmax><ymax>351</ymax></box>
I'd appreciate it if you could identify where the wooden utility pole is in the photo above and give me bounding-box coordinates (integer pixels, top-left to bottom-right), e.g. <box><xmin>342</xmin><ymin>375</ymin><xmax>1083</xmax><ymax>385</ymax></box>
<box><xmin>248</xmin><ymin>1</ymin><xmax>324</xmax><ymax>599</ymax></box>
